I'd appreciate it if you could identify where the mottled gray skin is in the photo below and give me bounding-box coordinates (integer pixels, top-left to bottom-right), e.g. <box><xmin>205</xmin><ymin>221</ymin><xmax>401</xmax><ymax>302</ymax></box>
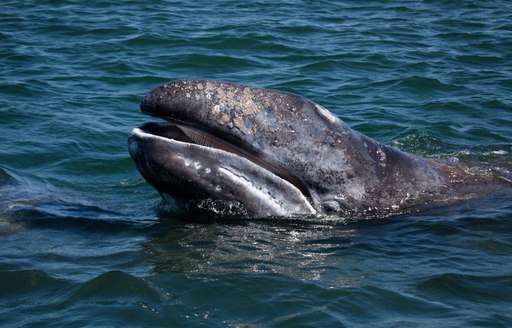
<box><xmin>129</xmin><ymin>80</ymin><xmax>509</xmax><ymax>218</ymax></box>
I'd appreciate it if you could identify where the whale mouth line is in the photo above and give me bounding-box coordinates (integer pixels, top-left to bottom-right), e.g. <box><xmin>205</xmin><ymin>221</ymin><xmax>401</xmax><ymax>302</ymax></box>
<box><xmin>134</xmin><ymin>121</ymin><xmax>315</xmax><ymax>207</ymax></box>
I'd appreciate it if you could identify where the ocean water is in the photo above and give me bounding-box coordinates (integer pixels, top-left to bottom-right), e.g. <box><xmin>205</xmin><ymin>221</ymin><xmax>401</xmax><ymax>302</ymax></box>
<box><xmin>1</xmin><ymin>0</ymin><xmax>512</xmax><ymax>326</ymax></box>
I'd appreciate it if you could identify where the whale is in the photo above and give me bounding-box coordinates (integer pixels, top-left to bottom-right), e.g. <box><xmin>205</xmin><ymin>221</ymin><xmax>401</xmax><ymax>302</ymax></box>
<box><xmin>129</xmin><ymin>80</ymin><xmax>511</xmax><ymax>219</ymax></box>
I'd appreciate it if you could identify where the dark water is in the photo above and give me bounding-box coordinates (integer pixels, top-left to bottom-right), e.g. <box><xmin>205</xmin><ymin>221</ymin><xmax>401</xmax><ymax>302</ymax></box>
<box><xmin>2</xmin><ymin>0</ymin><xmax>512</xmax><ymax>326</ymax></box>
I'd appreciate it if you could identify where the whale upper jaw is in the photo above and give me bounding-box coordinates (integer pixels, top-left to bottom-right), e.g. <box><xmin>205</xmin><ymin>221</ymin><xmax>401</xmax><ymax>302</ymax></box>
<box><xmin>128</xmin><ymin>122</ymin><xmax>317</xmax><ymax>218</ymax></box>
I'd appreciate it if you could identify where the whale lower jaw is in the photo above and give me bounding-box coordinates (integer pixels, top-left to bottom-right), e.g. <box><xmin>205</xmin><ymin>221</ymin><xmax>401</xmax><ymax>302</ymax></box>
<box><xmin>128</xmin><ymin>123</ymin><xmax>317</xmax><ymax>218</ymax></box>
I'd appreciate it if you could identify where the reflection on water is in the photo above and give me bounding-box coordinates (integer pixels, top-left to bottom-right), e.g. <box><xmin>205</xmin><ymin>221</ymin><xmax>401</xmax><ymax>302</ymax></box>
<box><xmin>1</xmin><ymin>178</ymin><xmax>511</xmax><ymax>326</ymax></box>
<box><xmin>144</xmin><ymin>216</ymin><xmax>363</xmax><ymax>285</ymax></box>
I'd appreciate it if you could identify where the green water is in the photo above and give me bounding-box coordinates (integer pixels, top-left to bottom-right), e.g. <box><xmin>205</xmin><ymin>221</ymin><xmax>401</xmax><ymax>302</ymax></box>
<box><xmin>1</xmin><ymin>0</ymin><xmax>512</xmax><ymax>326</ymax></box>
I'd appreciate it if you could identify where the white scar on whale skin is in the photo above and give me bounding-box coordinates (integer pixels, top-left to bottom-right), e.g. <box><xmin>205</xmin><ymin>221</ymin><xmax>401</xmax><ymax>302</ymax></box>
<box><xmin>315</xmin><ymin>104</ymin><xmax>338</xmax><ymax>124</ymax></box>
<box><xmin>218</xmin><ymin>167</ymin><xmax>316</xmax><ymax>215</ymax></box>
<box><xmin>218</xmin><ymin>167</ymin><xmax>287</xmax><ymax>216</ymax></box>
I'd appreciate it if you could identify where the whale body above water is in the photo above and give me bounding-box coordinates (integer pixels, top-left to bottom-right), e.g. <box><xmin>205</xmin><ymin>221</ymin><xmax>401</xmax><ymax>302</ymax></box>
<box><xmin>129</xmin><ymin>80</ymin><xmax>511</xmax><ymax>219</ymax></box>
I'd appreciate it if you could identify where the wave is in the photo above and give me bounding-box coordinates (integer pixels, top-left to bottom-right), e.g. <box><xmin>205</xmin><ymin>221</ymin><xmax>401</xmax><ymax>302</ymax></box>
<box><xmin>417</xmin><ymin>272</ymin><xmax>512</xmax><ymax>302</ymax></box>
<box><xmin>70</xmin><ymin>271</ymin><xmax>161</xmax><ymax>302</ymax></box>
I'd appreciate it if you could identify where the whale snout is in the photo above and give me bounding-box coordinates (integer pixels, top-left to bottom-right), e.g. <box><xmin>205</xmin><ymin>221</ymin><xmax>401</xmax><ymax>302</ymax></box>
<box><xmin>128</xmin><ymin>121</ymin><xmax>317</xmax><ymax>218</ymax></box>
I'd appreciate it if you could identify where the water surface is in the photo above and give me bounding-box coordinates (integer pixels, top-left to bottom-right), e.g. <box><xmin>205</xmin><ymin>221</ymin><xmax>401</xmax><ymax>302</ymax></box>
<box><xmin>1</xmin><ymin>0</ymin><xmax>512</xmax><ymax>326</ymax></box>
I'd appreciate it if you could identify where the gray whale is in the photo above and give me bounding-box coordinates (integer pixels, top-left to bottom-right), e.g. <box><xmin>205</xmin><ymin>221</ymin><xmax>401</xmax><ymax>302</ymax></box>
<box><xmin>129</xmin><ymin>80</ymin><xmax>510</xmax><ymax>218</ymax></box>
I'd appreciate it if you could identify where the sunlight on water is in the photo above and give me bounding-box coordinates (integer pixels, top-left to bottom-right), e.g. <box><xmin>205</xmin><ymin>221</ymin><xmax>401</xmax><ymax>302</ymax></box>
<box><xmin>1</xmin><ymin>0</ymin><xmax>511</xmax><ymax>326</ymax></box>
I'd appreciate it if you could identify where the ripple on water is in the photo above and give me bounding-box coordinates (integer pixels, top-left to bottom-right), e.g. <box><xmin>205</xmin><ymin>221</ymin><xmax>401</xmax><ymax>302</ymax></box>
<box><xmin>1</xmin><ymin>0</ymin><xmax>512</xmax><ymax>327</ymax></box>
<box><xmin>416</xmin><ymin>272</ymin><xmax>512</xmax><ymax>303</ymax></box>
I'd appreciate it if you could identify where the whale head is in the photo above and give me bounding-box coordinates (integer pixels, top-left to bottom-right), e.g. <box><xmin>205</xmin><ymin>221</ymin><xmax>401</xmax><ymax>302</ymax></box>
<box><xmin>129</xmin><ymin>80</ymin><xmax>447</xmax><ymax>218</ymax></box>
